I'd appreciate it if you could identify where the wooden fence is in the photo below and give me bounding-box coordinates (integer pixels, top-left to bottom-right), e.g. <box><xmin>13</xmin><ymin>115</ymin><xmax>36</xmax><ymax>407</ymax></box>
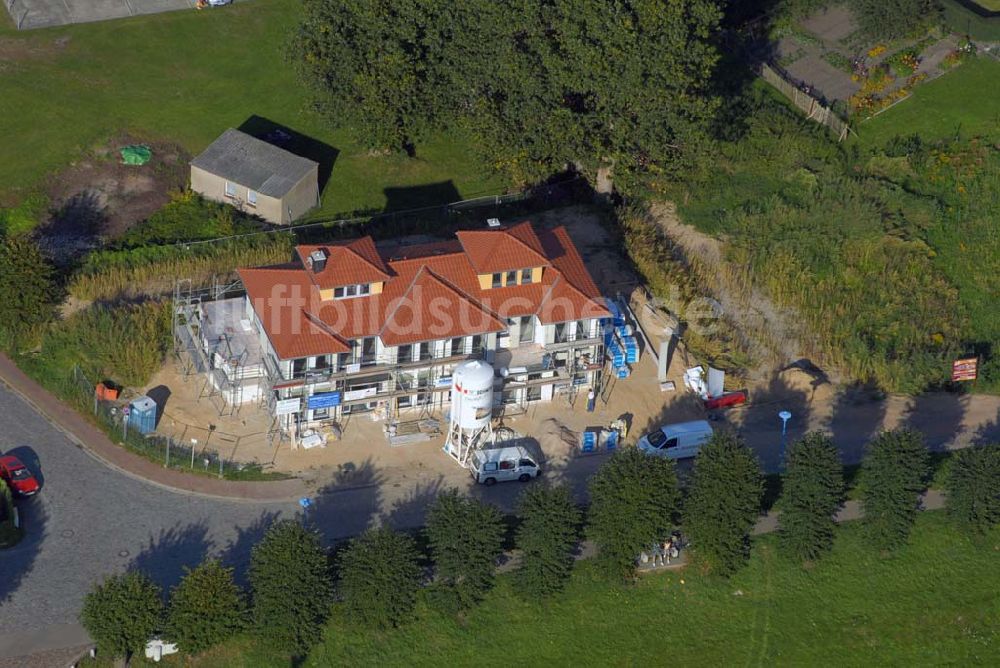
<box><xmin>759</xmin><ymin>63</ymin><xmax>852</xmax><ymax>142</ymax></box>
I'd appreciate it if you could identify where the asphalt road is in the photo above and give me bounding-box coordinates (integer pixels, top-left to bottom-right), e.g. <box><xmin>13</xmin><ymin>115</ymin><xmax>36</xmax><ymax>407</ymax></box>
<box><xmin>0</xmin><ymin>384</ymin><xmax>568</xmax><ymax>661</ymax></box>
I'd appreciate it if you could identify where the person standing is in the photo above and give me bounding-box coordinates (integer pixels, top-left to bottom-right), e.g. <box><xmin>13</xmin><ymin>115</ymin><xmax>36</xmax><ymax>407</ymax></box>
<box><xmin>586</xmin><ymin>388</ymin><xmax>596</xmax><ymax>412</ymax></box>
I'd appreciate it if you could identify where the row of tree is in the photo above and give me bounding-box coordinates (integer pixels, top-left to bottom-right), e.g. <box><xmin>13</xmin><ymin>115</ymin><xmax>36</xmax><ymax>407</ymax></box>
<box><xmin>81</xmin><ymin>429</ymin><xmax>1000</xmax><ymax>661</ymax></box>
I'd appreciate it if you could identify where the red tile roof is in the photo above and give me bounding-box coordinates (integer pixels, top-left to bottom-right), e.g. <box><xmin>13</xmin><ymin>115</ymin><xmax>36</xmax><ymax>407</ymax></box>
<box><xmin>242</xmin><ymin>222</ymin><xmax>610</xmax><ymax>359</ymax></box>
<box><xmin>456</xmin><ymin>221</ymin><xmax>548</xmax><ymax>274</ymax></box>
<box><xmin>297</xmin><ymin>237</ymin><xmax>390</xmax><ymax>289</ymax></box>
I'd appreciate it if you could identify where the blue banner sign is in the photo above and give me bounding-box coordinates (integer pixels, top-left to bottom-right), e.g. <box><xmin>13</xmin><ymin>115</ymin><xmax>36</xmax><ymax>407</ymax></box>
<box><xmin>307</xmin><ymin>391</ymin><xmax>341</xmax><ymax>409</ymax></box>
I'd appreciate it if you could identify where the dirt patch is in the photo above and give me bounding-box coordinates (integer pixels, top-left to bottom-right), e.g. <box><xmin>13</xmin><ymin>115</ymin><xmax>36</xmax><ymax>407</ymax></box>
<box><xmin>35</xmin><ymin>136</ymin><xmax>189</xmax><ymax>263</ymax></box>
<box><xmin>0</xmin><ymin>35</ymin><xmax>70</xmax><ymax>69</ymax></box>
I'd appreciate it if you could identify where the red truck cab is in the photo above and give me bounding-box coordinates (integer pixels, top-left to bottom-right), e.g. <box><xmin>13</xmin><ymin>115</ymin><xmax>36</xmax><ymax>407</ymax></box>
<box><xmin>0</xmin><ymin>455</ymin><xmax>40</xmax><ymax>497</ymax></box>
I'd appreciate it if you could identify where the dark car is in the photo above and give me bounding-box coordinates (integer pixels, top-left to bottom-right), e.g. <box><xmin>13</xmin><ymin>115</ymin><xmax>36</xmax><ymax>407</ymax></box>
<box><xmin>0</xmin><ymin>455</ymin><xmax>40</xmax><ymax>497</ymax></box>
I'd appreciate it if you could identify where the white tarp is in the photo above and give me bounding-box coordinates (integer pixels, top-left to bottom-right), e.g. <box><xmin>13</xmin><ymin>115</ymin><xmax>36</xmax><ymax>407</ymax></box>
<box><xmin>707</xmin><ymin>367</ymin><xmax>725</xmax><ymax>398</ymax></box>
<box><xmin>683</xmin><ymin>366</ymin><xmax>708</xmax><ymax>399</ymax></box>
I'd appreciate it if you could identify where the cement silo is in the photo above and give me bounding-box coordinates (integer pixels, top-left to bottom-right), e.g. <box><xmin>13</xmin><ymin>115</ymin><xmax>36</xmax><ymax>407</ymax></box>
<box><xmin>445</xmin><ymin>359</ymin><xmax>495</xmax><ymax>465</ymax></box>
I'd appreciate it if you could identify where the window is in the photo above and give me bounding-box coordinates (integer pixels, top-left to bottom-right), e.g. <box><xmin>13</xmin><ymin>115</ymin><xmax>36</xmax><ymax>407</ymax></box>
<box><xmin>292</xmin><ymin>358</ymin><xmax>307</xmax><ymax>377</ymax></box>
<box><xmin>484</xmin><ymin>462</ymin><xmax>498</xmax><ymax>473</ymax></box>
<box><xmin>361</xmin><ymin>337</ymin><xmax>377</xmax><ymax>365</ymax></box>
<box><xmin>647</xmin><ymin>430</ymin><xmax>667</xmax><ymax>447</ymax></box>
<box><xmin>519</xmin><ymin>316</ymin><xmax>535</xmax><ymax>344</ymax></box>
<box><xmin>247</xmin><ymin>189</ymin><xmax>258</xmax><ymax>207</ymax></box>
<box><xmin>519</xmin><ymin>458</ymin><xmax>536</xmax><ymax>468</ymax></box>
<box><xmin>314</xmin><ymin>355</ymin><xmax>330</xmax><ymax>370</ymax></box>
<box><xmin>344</xmin><ymin>285</ymin><xmax>357</xmax><ymax>298</ymax></box>
<box><xmin>397</xmin><ymin>344</ymin><xmax>412</xmax><ymax>363</ymax></box>
<box><xmin>358</xmin><ymin>283</ymin><xmax>370</xmax><ymax>296</ymax></box>
<box><xmin>312</xmin><ymin>407</ymin><xmax>329</xmax><ymax>420</ymax></box>
<box><xmin>576</xmin><ymin>320</ymin><xmax>590</xmax><ymax>340</ymax></box>
<box><xmin>662</xmin><ymin>438</ymin><xmax>679</xmax><ymax>450</ymax></box>
<box><xmin>554</xmin><ymin>322</ymin><xmax>568</xmax><ymax>343</ymax></box>
<box><xmin>471</xmin><ymin>335</ymin><xmax>483</xmax><ymax>354</ymax></box>
<box><xmin>491</xmin><ymin>273</ymin><xmax>502</xmax><ymax>288</ymax></box>
<box><xmin>224</xmin><ymin>181</ymin><xmax>237</xmax><ymax>198</ymax></box>
<box><xmin>521</xmin><ymin>268</ymin><xmax>533</xmax><ymax>285</ymax></box>
<box><xmin>334</xmin><ymin>286</ymin><xmax>345</xmax><ymax>298</ymax></box>
<box><xmin>415</xmin><ymin>342</ymin><xmax>431</xmax><ymax>361</ymax></box>
<box><xmin>506</xmin><ymin>270</ymin><xmax>518</xmax><ymax>285</ymax></box>
<box><xmin>499</xmin><ymin>459</ymin><xmax>515</xmax><ymax>471</ymax></box>
<box><xmin>450</xmin><ymin>337</ymin><xmax>465</xmax><ymax>356</ymax></box>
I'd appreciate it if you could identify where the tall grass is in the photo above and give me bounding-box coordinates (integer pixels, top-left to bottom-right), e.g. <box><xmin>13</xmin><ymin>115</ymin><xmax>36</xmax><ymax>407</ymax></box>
<box><xmin>68</xmin><ymin>235</ymin><xmax>294</xmax><ymax>301</ymax></box>
<box><xmin>665</xmin><ymin>91</ymin><xmax>990</xmax><ymax>393</ymax></box>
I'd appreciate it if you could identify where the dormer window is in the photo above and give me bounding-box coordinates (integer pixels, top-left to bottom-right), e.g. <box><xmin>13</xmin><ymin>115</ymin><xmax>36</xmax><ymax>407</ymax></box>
<box><xmin>521</xmin><ymin>268</ymin><xmax>533</xmax><ymax>285</ymax></box>
<box><xmin>491</xmin><ymin>273</ymin><xmax>502</xmax><ymax>288</ymax></box>
<box><xmin>506</xmin><ymin>270</ymin><xmax>518</xmax><ymax>285</ymax></box>
<box><xmin>333</xmin><ymin>283</ymin><xmax>371</xmax><ymax>299</ymax></box>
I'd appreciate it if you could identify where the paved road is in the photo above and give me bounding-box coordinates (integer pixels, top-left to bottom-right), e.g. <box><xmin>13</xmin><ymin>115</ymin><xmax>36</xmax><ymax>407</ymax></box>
<box><xmin>0</xmin><ymin>383</ymin><xmax>579</xmax><ymax>661</ymax></box>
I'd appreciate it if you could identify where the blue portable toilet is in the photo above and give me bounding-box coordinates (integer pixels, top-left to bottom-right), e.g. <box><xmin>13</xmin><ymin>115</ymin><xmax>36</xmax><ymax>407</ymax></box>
<box><xmin>128</xmin><ymin>396</ymin><xmax>157</xmax><ymax>435</ymax></box>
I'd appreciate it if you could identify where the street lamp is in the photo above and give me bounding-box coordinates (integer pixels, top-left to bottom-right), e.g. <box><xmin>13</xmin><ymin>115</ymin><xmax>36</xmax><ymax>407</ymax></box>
<box><xmin>778</xmin><ymin>410</ymin><xmax>792</xmax><ymax>469</ymax></box>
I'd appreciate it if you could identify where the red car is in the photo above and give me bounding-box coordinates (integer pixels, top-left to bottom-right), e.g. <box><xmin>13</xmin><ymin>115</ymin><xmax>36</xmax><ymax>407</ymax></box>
<box><xmin>0</xmin><ymin>455</ymin><xmax>40</xmax><ymax>497</ymax></box>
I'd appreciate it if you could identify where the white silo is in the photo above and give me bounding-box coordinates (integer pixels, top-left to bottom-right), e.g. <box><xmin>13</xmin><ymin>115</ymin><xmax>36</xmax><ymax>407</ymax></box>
<box><xmin>445</xmin><ymin>359</ymin><xmax>495</xmax><ymax>465</ymax></box>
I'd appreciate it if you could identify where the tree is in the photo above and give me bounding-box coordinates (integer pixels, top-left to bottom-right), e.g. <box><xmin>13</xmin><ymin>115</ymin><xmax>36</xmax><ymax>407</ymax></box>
<box><xmin>587</xmin><ymin>446</ymin><xmax>679</xmax><ymax>579</ymax></box>
<box><xmin>778</xmin><ymin>432</ymin><xmax>845</xmax><ymax>562</ymax></box>
<box><xmin>850</xmin><ymin>0</ymin><xmax>938</xmax><ymax>40</ymax></box>
<box><xmin>80</xmin><ymin>571</ymin><xmax>163</xmax><ymax>662</ymax></box>
<box><xmin>946</xmin><ymin>445</ymin><xmax>1000</xmax><ymax>535</ymax></box>
<box><xmin>166</xmin><ymin>559</ymin><xmax>247</xmax><ymax>654</ymax></box>
<box><xmin>685</xmin><ymin>431</ymin><xmax>764</xmax><ymax>576</ymax></box>
<box><xmin>290</xmin><ymin>0</ymin><xmax>722</xmax><ymax>189</ymax></box>
<box><xmin>0</xmin><ymin>234</ymin><xmax>59</xmax><ymax>342</ymax></box>
<box><xmin>859</xmin><ymin>429</ymin><xmax>929</xmax><ymax>550</ymax></box>
<box><xmin>337</xmin><ymin>526</ymin><xmax>422</xmax><ymax>628</ymax></box>
<box><xmin>514</xmin><ymin>483</ymin><xmax>582</xmax><ymax>597</ymax></box>
<box><xmin>425</xmin><ymin>489</ymin><xmax>505</xmax><ymax>610</ymax></box>
<box><xmin>249</xmin><ymin>520</ymin><xmax>332</xmax><ymax>655</ymax></box>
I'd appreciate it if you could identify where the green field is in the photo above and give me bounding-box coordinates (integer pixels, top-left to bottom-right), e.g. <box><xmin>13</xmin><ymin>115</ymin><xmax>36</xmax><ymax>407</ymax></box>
<box><xmin>138</xmin><ymin>512</ymin><xmax>999</xmax><ymax>667</ymax></box>
<box><xmin>0</xmin><ymin>1</ymin><xmax>505</xmax><ymax>216</ymax></box>
<box><xmin>857</xmin><ymin>58</ymin><xmax>1000</xmax><ymax>147</ymax></box>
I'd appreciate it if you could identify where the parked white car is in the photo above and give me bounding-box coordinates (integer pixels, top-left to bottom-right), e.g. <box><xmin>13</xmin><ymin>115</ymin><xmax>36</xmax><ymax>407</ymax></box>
<box><xmin>471</xmin><ymin>445</ymin><xmax>540</xmax><ymax>486</ymax></box>
<box><xmin>637</xmin><ymin>420</ymin><xmax>713</xmax><ymax>460</ymax></box>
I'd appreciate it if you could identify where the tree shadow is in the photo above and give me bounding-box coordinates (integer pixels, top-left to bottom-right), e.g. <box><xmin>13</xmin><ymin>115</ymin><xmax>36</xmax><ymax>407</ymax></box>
<box><xmin>310</xmin><ymin>457</ymin><xmax>384</xmax><ymax>541</ymax></box>
<box><xmin>34</xmin><ymin>190</ymin><xmax>106</xmax><ymax>268</ymax></box>
<box><xmin>378</xmin><ymin>475</ymin><xmax>447</xmax><ymax>532</ymax></box>
<box><xmin>0</xmin><ymin>496</ymin><xmax>47</xmax><ymax>604</ymax></box>
<box><xmin>972</xmin><ymin>407</ymin><xmax>1000</xmax><ymax>446</ymax></box>
<box><xmin>237</xmin><ymin>115</ymin><xmax>340</xmax><ymax>197</ymax></box>
<box><xmin>727</xmin><ymin>372</ymin><xmax>812</xmax><ymax>473</ymax></box>
<box><xmin>7</xmin><ymin>445</ymin><xmax>44</xmax><ymax>490</ymax></box>
<box><xmin>129</xmin><ymin>521</ymin><xmax>213</xmax><ymax>592</ymax></box>
<box><xmin>218</xmin><ymin>510</ymin><xmax>283</xmax><ymax>587</ymax></box>
<box><xmin>827</xmin><ymin>381</ymin><xmax>888</xmax><ymax>467</ymax></box>
<box><xmin>382</xmin><ymin>181</ymin><xmax>461</xmax><ymax>213</ymax></box>
<box><xmin>901</xmin><ymin>391</ymin><xmax>970</xmax><ymax>454</ymax></box>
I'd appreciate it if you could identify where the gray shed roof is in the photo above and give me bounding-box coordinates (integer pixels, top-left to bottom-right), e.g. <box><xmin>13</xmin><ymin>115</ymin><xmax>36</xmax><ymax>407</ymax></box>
<box><xmin>190</xmin><ymin>128</ymin><xmax>318</xmax><ymax>198</ymax></box>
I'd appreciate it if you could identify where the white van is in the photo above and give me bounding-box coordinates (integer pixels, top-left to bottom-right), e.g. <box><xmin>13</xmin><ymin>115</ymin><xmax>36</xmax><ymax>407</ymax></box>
<box><xmin>637</xmin><ymin>420</ymin><xmax>713</xmax><ymax>460</ymax></box>
<box><xmin>471</xmin><ymin>445</ymin><xmax>540</xmax><ymax>486</ymax></box>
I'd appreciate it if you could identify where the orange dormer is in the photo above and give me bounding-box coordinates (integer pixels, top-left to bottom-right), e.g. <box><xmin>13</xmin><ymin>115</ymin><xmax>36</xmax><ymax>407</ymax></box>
<box><xmin>457</xmin><ymin>221</ymin><xmax>549</xmax><ymax>290</ymax></box>
<box><xmin>297</xmin><ymin>237</ymin><xmax>390</xmax><ymax>299</ymax></box>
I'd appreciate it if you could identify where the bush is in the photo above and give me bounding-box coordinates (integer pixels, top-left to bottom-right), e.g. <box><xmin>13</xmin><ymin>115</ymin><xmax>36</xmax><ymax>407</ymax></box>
<box><xmin>587</xmin><ymin>446</ymin><xmax>679</xmax><ymax>579</ymax></box>
<box><xmin>80</xmin><ymin>571</ymin><xmax>163</xmax><ymax>661</ymax></box>
<box><xmin>946</xmin><ymin>445</ymin><xmax>1000</xmax><ymax>535</ymax></box>
<box><xmin>166</xmin><ymin>559</ymin><xmax>247</xmax><ymax>654</ymax></box>
<box><xmin>116</xmin><ymin>191</ymin><xmax>258</xmax><ymax>248</ymax></box>
<box><xmin>850</xmin><ymin>0</ymin><xmax>937</xmax><ymax>40</ymax></box>
<box><xmin>337</xmin><ymin>527</ymin><xmax>422</xmax><ymax>628</ymax></box>
<box><xmin>779</xmin><ymin>432</ymin><xmax>845</xmax><ymax>562</ymax></box>
<box><xmin>425</xmin><ymin>489</ymin><xmax>505</xmax><ymax>611</ymax></box>
<box><xmin>859</xmin><ymin>429</ymin><xmax>930</xmax><ymax>550</ymax></box>
<box><xmin>0</xmin><ymin>234</ymin><xmax>59</xmax><ymax>344</ymax></box>
<box><xmin>685</xmin><ymin>431</ymin><xmax>764</xmax><ymax>576</ymax></box>
<box><xmin>514</xmin><ymin>483</ymin><xmax>582</xmax><ymax>598</ymax></box>
<box><xmin>249</xmin><ymin>520</ymin><xmax>332</xmax><ymax>655</ymax></box>
<box><xmin>0</xmin><ymin>479</ymin><xmax>21</xmax><ymax>548</ymax></box>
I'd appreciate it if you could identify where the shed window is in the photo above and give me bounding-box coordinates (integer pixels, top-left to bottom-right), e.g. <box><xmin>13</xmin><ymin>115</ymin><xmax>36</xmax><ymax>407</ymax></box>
<box><xmin>224</xmin><ymin>181</ymin><xmax>237</xmax><ymax>198</ymax></box>
<box><xmin>247</xmin><ymin>189</ymin><xmax>258</xmax><ymax>207</ymax></box>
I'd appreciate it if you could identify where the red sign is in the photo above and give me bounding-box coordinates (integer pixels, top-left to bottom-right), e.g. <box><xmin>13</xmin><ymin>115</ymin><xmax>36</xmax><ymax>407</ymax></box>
<box><xmin>952</xmin><ymin>358</ymin><xmax>978</xmax><ymax>382</ymax></box>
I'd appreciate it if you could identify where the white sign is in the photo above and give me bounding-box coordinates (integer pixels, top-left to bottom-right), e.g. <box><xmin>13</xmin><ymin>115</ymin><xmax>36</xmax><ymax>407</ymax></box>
<box><xmin>345</xmin><ymin>363</ymin><xmax>361</xmax><ymax>374</ymax></box>
<box><xmin>275</xmin><ymin>398</ymin><xmax>301</xmax><ymax>415</ymax></box>
<box><xmin>344</xmin><ymin>386</ymin><xmax>378</xmax><ymax>402</ymax></box>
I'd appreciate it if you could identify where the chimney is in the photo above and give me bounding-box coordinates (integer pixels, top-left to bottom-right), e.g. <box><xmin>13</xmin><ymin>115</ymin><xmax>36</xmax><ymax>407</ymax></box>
<box><xmin>310</xmin><ymin>249</ymin><xmax>327</xmax><ymax>272</ymax></box>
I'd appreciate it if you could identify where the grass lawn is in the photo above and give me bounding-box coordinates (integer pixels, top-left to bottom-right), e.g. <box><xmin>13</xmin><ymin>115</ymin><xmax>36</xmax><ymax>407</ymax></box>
<box><xmin>152</xmin><ymin>512</ymin><xmax>1000</xmax><ymax>667</ymax></box>
<box><xmin>857</xmin><ymin>58</ymin><xmax>1000</xmax><ymax>148</ymax></box>
<box><xmin>0</xmin><ymin>1</ymin><xmax>506</xmax><ymax>216</ymax></box>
